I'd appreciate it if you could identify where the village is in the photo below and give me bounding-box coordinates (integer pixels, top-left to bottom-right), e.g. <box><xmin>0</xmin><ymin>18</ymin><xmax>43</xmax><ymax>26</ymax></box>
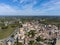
<box><xmin>0</xmin><ymin>17</ymin><xmax>60</xmax><ymax>45</ymax></box>
<box><xmin>14</xmin><ymin>20</ymin><xmax>60</xmax><ymax>45</ymax></box>
<box><xmin>2</xmin><ymin>20</ymin><xmax>60</xmax><ymax>45</ymax></box>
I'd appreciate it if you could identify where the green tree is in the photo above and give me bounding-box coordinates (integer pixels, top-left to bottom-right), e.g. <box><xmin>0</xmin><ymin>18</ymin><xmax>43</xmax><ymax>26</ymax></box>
<box><xmin>28</xmin><ymin>40</ymin><xmax>34</xmax><ymax>45</ymax></box>
<box><xmin>36</xmin><ymin>36</ymin><xmax>43</xmax><ymax>42</ymax></box>
<box><xmin>28</xmin><ymin>30</ymin><xmax>35</xmax><ymax>38</ymax></box>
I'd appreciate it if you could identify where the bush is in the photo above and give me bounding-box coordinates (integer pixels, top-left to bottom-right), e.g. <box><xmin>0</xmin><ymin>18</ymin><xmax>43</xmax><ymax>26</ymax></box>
<box><xmin>28</xmin><ymin>30</ymin><xmax>35</xmax><ymax>38</ymax></box>
<box><xmin>36</xmin><ymin>36</ymin><xmax>43</xmax><ymax>42</ymax></box>
<box><xmin>1</xmin><ymin>26</ymin><xmax>8</xmax><ymax>29</ymax></box>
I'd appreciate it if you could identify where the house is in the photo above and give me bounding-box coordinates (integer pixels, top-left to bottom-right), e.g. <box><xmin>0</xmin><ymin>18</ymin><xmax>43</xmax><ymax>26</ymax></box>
<box><xmin>17</xmin><ymin>28</ymin><xmax>25</xmax><ymax>43</ymax></box>
<box><xmin>7</xmin><ymin>40</ymin><xmax>12</xmax><ymax>45</ymax></box>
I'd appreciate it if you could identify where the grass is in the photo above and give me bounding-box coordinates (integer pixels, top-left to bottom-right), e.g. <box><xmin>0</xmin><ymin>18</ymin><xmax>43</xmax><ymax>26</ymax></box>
<box><xmin>33</xmin><ymin>42</ymin><xmax>43</xmax><ymax>45</ymax></box>
<box><xmin>28</xmin><ymin>40</ymin><xmax>34</xmax><ymax>45</ymax></box>
<box><xmin>0</xmin><ymin>22</ymin><xmax>22</xmax><ymax>39</ymax></box>
<box><xmin>0</xmin><ymin>43</ymin><xmax>3</xmax><ymax>45</ymax></box>
<box><xmin>14</xmin><ymin>42</ymin><xmax>23</xmax><ymax>45</ymax></box>
<box><xmin>0</xmin><ymin>26</ymin><xmax>15</xmax><ymax>39</ymax></box>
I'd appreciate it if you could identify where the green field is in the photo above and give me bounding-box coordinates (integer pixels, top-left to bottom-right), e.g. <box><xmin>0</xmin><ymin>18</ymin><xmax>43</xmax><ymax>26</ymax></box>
<box><xmin>0</xmin><ymin>18</ymin><xmax>21</xmax><ymax>39</ymax></box>
<box><xmin>14</xmin><ymin>42</ymin><xmax>23</xmax><ymax>45</ymax></box>
<box><xmin>0</xmin><ymin>26</ymin><xmax>15</xmax><ymax>39</ymax></box>
<box><xmin>0</xmin><ymin>43</ymin><xmax>3</xmax><ymax>45</ymax></box>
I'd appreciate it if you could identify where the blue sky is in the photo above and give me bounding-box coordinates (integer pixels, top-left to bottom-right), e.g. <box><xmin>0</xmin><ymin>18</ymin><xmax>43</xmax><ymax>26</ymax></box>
<box><xmin>0</xmin><ymin>0</ymin><xmax>60</xmax><ymax>16</ymax></box>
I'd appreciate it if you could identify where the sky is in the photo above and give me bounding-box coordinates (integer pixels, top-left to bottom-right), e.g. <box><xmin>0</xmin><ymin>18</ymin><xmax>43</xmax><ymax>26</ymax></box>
<box><xmin>0</xmin><ymin>0</ymin><xmax>60</xmax><ymax>16</ymax></box>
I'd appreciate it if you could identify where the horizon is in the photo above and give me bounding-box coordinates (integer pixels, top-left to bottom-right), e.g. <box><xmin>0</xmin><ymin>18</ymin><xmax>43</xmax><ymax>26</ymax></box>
<box><xmin>0</xmin><ymin>15</ymin><xmax>60</xmax><ymax>16</ymax></box>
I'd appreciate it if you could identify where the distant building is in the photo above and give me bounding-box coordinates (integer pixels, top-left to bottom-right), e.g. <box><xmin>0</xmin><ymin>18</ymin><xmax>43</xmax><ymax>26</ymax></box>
<box><xmin>4</xmin><ymin>21</ymin><xmax>8</xmax><ymax>26</ymax></box>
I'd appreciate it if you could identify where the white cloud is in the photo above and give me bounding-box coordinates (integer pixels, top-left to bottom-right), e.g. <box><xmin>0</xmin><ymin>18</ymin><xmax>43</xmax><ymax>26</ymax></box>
<box><xmin>12</xmin><ymin>0</ymin><xmax>26</xmax><ymax>3</ymax></box>
<box><xmin>12</xmin><ymin>0</ymin><xmax>18</xmax><ymax>2</ymax></box>
<box><xmin>39</xmin><ymin>0</ymin><xmax>60</xmax><ymax>12</ymax></box>
<box><xmin>0</xmin><ymin>0</ymin><xmax>60</xmax><ymax>16</ymax></box>
<box><xmin>40</xmin><ymin>1</ymin><xmax>60</xmax><ymax>15</ymax></box>
<box><xmin>19</xmin><ymin>0</ymin><xmax>25</xmax><ymax>3</ymax></box>
<box><xmin>0</xmin><ymin>3</ymin><xmax>43</xmax><ymax>15</ymax></box>
<box><xmin>0</xmin><ymin>3</ymin><xmax>18</xmax><ymax>15</ymax></box>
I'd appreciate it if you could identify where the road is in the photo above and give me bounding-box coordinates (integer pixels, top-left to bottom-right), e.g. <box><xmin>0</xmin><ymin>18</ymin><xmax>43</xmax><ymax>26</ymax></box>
<box><xmin>56</xmin><ymin>38</ymin><xmax>60</xmax><ymax>45</ymax></box>
<box><xmin>0</xmin><ymin>27</ymin><xmax>20</xmax><ymax>45</ymax></box>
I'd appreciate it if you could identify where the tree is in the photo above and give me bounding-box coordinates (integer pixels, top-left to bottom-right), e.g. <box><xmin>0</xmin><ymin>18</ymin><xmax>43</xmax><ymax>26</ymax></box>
<box><xmin>16</xmin><ymin>37</ymin><xmax>18</xmax><ymax>45</ymax></box>
<box><xmin>28</xmin><ymin>30</ymin><xmax>35</xmax><ymax>38</ymax></box>
<box><xmin>11</xmin><ymin>34</ymin><xmax>14</xmax><ymax>38</ymax></box>
<box><xmin>1</xmin><ymin>26</ymin><xmax>8</xmax><ymax>29</ymax></box>
<box><xmin>28</xmin><ymin>40</ymin><xmax>34</xmax><ymax>45</ymax></box>
<box><xmin>36</xmin><ymin>36</ymin><xmax>43</xmax><ymax>42</ymax></box>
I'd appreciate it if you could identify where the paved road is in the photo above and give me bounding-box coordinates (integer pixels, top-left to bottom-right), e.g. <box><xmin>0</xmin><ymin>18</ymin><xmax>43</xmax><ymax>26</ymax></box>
<box><xmin>0</xmin><ymin>27</ymin><xmax>19</xmax><ymax>45</ymax></box>
<box><xmin>56</xmin><ymin>38</ymin><xmax>60</xmax><ymax>45</ymax></box>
